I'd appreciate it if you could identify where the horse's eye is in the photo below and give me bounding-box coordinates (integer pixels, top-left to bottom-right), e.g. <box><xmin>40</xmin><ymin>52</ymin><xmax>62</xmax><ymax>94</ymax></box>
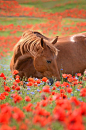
<box><xmin>47</xmin><ymin>60</ymin><xmax>51</xmax><ymax>63</ymax></box>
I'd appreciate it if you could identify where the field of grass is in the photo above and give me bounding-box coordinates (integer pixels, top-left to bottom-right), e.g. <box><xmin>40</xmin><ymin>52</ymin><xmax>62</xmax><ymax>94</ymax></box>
<box><xmin>0</xmin><ymin>0</ymin><xmax>86</xmax><ymax>130</ymax></box>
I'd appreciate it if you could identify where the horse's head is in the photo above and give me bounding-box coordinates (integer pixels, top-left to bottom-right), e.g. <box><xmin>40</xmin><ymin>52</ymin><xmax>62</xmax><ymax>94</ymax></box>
<box><xmin>33</xmin><ymin>37</ymin><xmax>60</xmax><ymax>80</ymax></box>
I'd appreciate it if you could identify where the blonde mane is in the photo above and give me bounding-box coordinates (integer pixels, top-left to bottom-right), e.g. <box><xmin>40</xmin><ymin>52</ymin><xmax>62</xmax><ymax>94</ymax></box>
<box><xmin>13</xmin><ymin>30</ymin><xmax>58</xmax><ymax>56</ymax></box>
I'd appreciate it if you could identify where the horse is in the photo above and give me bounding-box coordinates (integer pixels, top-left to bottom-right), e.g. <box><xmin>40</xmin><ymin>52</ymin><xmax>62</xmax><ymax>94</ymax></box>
<box><xmin>10</xmin><ymin>30</ymin><xmax>86</xmax><ymax>81</ymax></box>
<box><xmin>10</xmin><ymin>30</ymin><xmax>59</xmax><ymax>80</ymax></box>
<box><xmin>54</xmin><ymin>32</ymin><xmax>86</xmax><ymax>76</ymax></box>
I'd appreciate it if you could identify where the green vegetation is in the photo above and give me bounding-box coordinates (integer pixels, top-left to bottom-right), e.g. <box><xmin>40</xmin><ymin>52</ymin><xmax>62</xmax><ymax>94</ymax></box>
<box><xmin>20</xmin><ymin>0</ymin><xmax>86</xmax><ymax>13</ymax></box>
<box><xmin>0</xmin><ymin>17</ymin><xmax>46</xmax><ymax>26</ymax></box>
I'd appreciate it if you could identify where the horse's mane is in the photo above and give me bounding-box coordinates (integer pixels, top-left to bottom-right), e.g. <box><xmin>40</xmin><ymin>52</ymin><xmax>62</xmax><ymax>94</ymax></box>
<box><xmin>13</xmin><ymin>30</ymin><xmax>58</xmax><ymax>56</ymax></box>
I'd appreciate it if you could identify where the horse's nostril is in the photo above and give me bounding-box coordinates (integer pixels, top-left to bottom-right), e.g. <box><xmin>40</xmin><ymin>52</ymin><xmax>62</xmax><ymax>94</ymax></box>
<box><xmin>48</xmin><ymin>78</ymin><xmax>54</xmax><ymax>85</ymax></box>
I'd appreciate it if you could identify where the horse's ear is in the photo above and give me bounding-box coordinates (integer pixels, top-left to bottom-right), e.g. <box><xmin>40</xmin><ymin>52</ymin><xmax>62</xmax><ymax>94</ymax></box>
<box><xmin>41</xmin><ymin>38</ymin><xmax>47</xmax><ymax>49</ymax></box>
<box><xmin>51</xmin><ymin>36</ymin><xmax>58</xmax><ymax>45</ymax></box>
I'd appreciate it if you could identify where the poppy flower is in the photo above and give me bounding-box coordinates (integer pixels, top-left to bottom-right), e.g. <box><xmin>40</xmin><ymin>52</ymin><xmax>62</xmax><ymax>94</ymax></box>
<box><xmin>67</xmin><ymin>87</ymin><xmax>72</xmax><ymax>93</ymax></box>
<box><xmin>55</xmin><ymin>81</ymin><xmax>61</xmax><ymax>87</ymax></box>
<box><xmin>25</xmin><ymin>96</ymin><xmax>31</xmax><ymax>102</ymax></box>
<box><xmin>0</xmin><ymin>125</ymin><xmax>13</xmax><ymax>130</ymax></box>
<box><xmin>13</xmin><ymin>107</ymin><xmax>25</xmax><ymax>122</ymax></box>
<box><xmin>15</xmin><ymin>78</ymin><xmax>20</xmax><ymax>83</ymax></box>
<box><xmin>4</xmin><ymin>86</ymin><xmax>10</xmax><ymax>92</ymax></box>
<box><xmin>15</xmin><ymin>86</ymin><xmax>20</xmax><ymax>91</ymax></box>
<box><xmin>23</xmin><ymin>103</ymin><xmax>33</xmax><ymax>112</ymax></box>
<box><xmin>0</xmin><ymin>73</ymin><xmax>5</xmax><ymax>77</ymax></box>
<box><xmin>80</xmin><ymin>88</ymin><xmax>86</xmax><ymax>97</ymax></box>
<box><xmin>27</xmin><ymin>82</ymin><xmax>33</xmax><ymax>86</ymax></box>
<box><xmin>42</xmin><ymin>77</ymin><xmax>48</xmax><ymax>82</ymax></box>
<box><xmin>53</xmin><ymin>106</ymin><xmax>66</xmax><ymax>121</ymax></box>
<box><xmin>13</xmin><ymin>70</ymin><xmax>19</xmax><ymax>75</ymax></box>
<box><xmin>42</xmin><ymin>85</ymin><xmax>50</xmax><ymax>93</ymax></box>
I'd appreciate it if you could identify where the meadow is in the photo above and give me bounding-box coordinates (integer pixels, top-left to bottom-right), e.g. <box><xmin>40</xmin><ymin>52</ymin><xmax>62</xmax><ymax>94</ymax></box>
<box><xmin>0</xmin><ymin>0</ymin><xmax>86</xmax><ymax>130</ymax></box>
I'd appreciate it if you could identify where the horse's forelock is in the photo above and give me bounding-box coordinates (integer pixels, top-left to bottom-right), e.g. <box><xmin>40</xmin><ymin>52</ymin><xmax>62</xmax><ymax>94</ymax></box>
<box><xmin>18</xmin><ymin>31</ymin><xmax>41</xmax><ymax>56</ymax></box>
<box><xmin>14</xmin><ymin>30</ymin><xmax>58</xmax><ymax>57</ymax></box>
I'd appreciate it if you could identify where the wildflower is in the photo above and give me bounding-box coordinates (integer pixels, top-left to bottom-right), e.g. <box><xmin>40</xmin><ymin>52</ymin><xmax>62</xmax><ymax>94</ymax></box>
<box><xmin>42</xmin><ymin>85</ymin><xmax>50</xmax><ymax>93</ymax></box>
<box><xmin>80</xmin><ymin>88</ymin><xmax>86</xmax><ymax>97</ymax></box>
<box><xmin>60</xmin><ymin>89</ymin><xmax>65</xmax><ymax>93</ymax></box>
<box><xmin>36</xmin><ymin>79</ymin><xmax>41</xmax><ymax>84</ymax></box>
<box><xmin>23</xmin><ymin>103</ymin><xmax>33</xmax><ymax>112</ymax></box>
<box><xmin>3</xmin><ymin>92</ymin><xmax>9</xmax><ymax>96</ymax></box>
<box><xmin>30</xmin><ymin>92</ymin><xmax>35</xmax><ymax>94</ymax></box>
<box><xmin>0</xmin><ymin>93</ymin><xmax>5</xmax><ymax>100</ymax></box>
<box><xmin>28</xmin><ymin>77</ymin><xmax>34</xmax><ymax>82</ymax></box>
<box><xmin>13</xmin><ymin>70</ymin><xmax>19</xmax><ymax>75</ymax></box>
<box><xmin>55</xmin><ymin>81</ymin><xmax>61</xmax><ymax>87</ymax></box>
<box><xmin>42</xmin><ymin>77</ymin><xmax>48</xmax><ymax>82</ymax></box>
<box><xmin>62</xmin><ymin>74</ymin><xmax>67</xmax><ymax>78</ymax></box>
<box><xmin>70</xmin><ymin>97</ymin><xmax>80</xmax><ymax>106</ymax></box>
<box><xmin>12</xmin><ymin>93</ymin><xmax>22</xmax><ymax>103</ymax></box>
<box><xmin>67</xmin><ymin>87</ymin><xmax>72</xmax><ymax>93</ymax></box>
<box><xmin>15</xmin><ymin>78</ymin><xmax>20</xmax><ymax>83</ymax></box>
<box><xmin>13</xmin><ymin>107</ymin><xmax>25</xmax><ymax>122</ymax></box>
<box><xmin>0</xmin><ymin>125</ymin><xmax>13</xmax><ymax>130</ymax></box>
<box><xmin>27</xmin><ymin>82</ymin><xmax>33</xmax><ymax>86</ymax></box>
<box><xmin>40</xmin><ymin>100</ymin><xmax>48</xmax><ymax>107</ymax></box>
<box><xmin>51</xmin><ymin>91</ymin><xmax>56</xmax><ymax>95</ymax></box>
<box><xmin>52</xmin><ymin>86</ymin><xmax>56</xmax><ymax>90</ymax></box>
<box><xmin>53</xmin><ymin>106</ymin><xmax>66</xmax><ymax>121</ymax></box>
<box><xmin>25</xmin><ymin>96</ymin><xmax>31</xmax><ymax>102</ymax></box>
<box><xmin>0</xmin><ymin>73</ymin><xmax>5</xmax><ymax>77</ymax></box>
<box><xmin>15</xmin><ymin>86</ymin><xmax>20</xmax><ymax>91</ymax></box>
<box><xmin>76</xmin><ymin>73</ymin><xmax>82</xmax><ymax>77</ymax></box>
<box><xmin>19</xmin><ymin>123</ymin><xmax>27</xmax><ymax>130</ymax></box>
<box><xmin>4</xmin><ymin>86</ymin><xmax>10</xmax><ymax>92</ymax></box>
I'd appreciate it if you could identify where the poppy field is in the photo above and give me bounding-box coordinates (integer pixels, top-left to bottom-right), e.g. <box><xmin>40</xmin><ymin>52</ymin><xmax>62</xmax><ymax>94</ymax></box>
<box><xmin>0</xmin><ymin>0</ymin><xmax>86</xmax><ymax>130</ymax></box>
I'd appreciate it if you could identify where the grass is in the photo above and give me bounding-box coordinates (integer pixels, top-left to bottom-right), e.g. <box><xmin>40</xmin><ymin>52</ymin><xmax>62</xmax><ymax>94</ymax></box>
<box><xmin>0</xmin><ymin>17</ymin><xmax>46</xmax><ymax>26</ymax></box>
<box><xmin>0</xmin><ymin>17</ymin><xmax>47</xmax><ymax>36</ymax></box>
<box><xmin>20</xmin><ymin>0</ymin><xmax>86</xmax><ymax>13</ymax></box>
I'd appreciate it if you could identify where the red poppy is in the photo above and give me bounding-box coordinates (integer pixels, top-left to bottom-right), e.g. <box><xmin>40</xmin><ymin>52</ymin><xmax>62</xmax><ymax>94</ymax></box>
<box><xmin>70</xmin><ymin>97</ymin><xmax>80</xmax><ymax>106</ymax></box>
<box><xmin>0</xmin><ymin>125</ymin><xmax>13</xmax><ymax>130</ymax></box>
<box><xmin>42</xmin><ymin>77</ymin><xmax>48</xmax><ymax>82</ymax></box>
<box><xmin>25</xmin><ymin>96</ymin><xmax>31</xmax><ymax>102</ymax></box>
<box><xmin>0</xmin><ymin>73</ymin><xmax>5</xmax><ymax>77</ymax></box>
<box><xmin>23</xmin><ymin>103</ymin><xmax>33</xmax><ymax>112</ymax></box>
<box><xmin>28</xmin><ymin>77</ymin><xmax>35</xmax><ymax>82</ymax></box>
<box><xmin>42</xmin><ymin>85</ymin><xmax>50</xmax><ymax>93</ymax></box>
<box><xmin>13</xmin><ymin>70</ymin><xmax>19</xmax><ymax>75</ymax></box>
<box><xmin>67</xmin><ymin>87</ymin><xmax>72</xmax><ymax>93</ymax></box>
<box><xmin>55</xmin><ymin>81</ymin><xmax>61</xmax><ymax>87</ymax></box>
<box><xmin>12</xmin><ymin>93</ymin><xmax>22</xmax><ymax>103</ymax></box>
<box><xmin>0</xmin><ymin>93</ymin><xmax>5</xmax><ymax>100</ymax></box>
<box><xmin>53</xmin><ymin>106</ymin><xmax>66</xmax><ymax>121</ymax></box>
<box><xmin>15</xmin><ymin>86</ymin><xmax>20</xmax><ymax>91</ymax></box>
<box><xmin>13</xmin><ymin>107</ymin><xmax>25</xmax><ymax>122</ymax></box>
<box><xmin>40</xmin><ymin>100</ymin><xmax>48</xmax><ymax>107</ymax></box>
<box><xmin>52</xmin><ymin>86</ymin><xmax>56</xmax><ymax>90</ymax></box>
<box><xmin>27</xmin><ymin>82</ymin><xmax>33</xmax><ymax>86</ymax></box>
<box><xmin>15</xmin><ymin>78</ymin><xmax>20</xmax><ymax>83</ymax></box>
<box><xmin>80</xmin><ymin>88</ymin><xmax>86</xmax><ymax>97</ymax></box>
<box><xmin>62</xmin><ymin>74</ymin><xmax>67</xmax><ymax>78</ymax></box>
<box><xmin>4</xmin><ymin>86</ymin><xmax>10</xmax><ymax>92</ymax></box>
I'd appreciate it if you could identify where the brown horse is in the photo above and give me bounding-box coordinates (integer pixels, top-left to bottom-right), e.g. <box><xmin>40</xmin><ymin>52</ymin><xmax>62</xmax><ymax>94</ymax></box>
<box><xmin>10</xmin><ymin>30</ymin><xmax>86</xmax><ymax>80</ymax></box>
<box><xmin>10</xmin><ymin>30</ymin><xmax>59</xmax><ymax>80</ymax></box>
<box><xmin>54</xmin><ymin>32</ymin><xmax>86</xmax><ymax>76</ymax></box>
<box><xmin>30</xmin><ymin>32</ymin><xmax>86</xmax><ymax>80</ymax></box>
